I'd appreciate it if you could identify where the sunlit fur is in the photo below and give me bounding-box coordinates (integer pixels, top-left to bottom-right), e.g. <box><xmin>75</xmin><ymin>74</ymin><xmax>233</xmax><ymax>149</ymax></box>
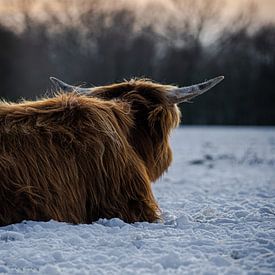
<box><xmin>0</xmin><ymin>79</ymin><xmax>180</xmax><ymax>226</ymax></box>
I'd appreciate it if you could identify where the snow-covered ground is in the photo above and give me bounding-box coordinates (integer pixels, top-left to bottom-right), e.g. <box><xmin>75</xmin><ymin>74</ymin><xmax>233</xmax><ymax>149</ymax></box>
<box><xmin>0</xmin><ymin>127</ymin><xmax>274</xmax><ymax>275</ymax></box>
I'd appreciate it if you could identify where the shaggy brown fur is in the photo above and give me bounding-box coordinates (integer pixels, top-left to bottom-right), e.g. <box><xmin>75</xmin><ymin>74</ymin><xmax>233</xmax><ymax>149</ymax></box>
<box><xmin>0</xmin><ymin>79</ymin><xmax>180</xmax><ymax>226</ymax></box>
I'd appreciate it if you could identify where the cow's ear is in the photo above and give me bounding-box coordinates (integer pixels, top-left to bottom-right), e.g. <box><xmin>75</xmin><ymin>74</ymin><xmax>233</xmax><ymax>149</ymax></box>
<box><xmin>147</xmin><ymin>106</ymin><xmax>166</xmax><ymax>138</ymax></box>
<box><xmin>148</xmin><ymin>106</ymin><xmax>164</xmax><ymax>124</ymax></box>
<box><xmin>148</xmin><ymin>105</ymin><xmax>179</xmax><ymax>140</ymax></box>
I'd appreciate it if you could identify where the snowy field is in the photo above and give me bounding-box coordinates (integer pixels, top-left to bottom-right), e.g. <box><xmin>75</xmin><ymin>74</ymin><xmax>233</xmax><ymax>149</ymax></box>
<box><xmin>0</xmin><ymin>127</ymin><xmax>275</xmax><ymax>275</ymax></box>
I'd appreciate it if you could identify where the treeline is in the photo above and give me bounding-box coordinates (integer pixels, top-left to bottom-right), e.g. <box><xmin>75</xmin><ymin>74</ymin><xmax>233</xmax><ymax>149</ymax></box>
<box><xmin>0</xmin><ymin>0</ymin><xmax>274</xmax><ymax>125</ymax></box>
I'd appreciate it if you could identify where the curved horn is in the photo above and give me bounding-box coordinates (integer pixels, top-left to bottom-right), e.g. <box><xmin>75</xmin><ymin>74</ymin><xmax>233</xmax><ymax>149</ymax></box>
<box><xmin>167</xmin><ymin>76</ymin><xmax>224</xmax><ymax>104</ymax></box>
<box><xmin>50</xmin><ymin>77</ymin><xmax>95</xmax><ymax>93</ymax></box>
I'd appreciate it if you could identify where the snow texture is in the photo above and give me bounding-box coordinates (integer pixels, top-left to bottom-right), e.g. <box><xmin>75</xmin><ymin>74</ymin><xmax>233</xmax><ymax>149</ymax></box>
<box><xmin>0</xmin><ymin>127</ymin><xmax>274</xmax><ymax>274</ymax></box>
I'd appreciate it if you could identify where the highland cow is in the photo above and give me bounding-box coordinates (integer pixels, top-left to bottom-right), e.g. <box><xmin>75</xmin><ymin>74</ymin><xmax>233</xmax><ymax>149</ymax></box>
<box><xmin>0</xmin><ymin>76</ymin><xmax>223</xmax><ymax>226</ymax></box>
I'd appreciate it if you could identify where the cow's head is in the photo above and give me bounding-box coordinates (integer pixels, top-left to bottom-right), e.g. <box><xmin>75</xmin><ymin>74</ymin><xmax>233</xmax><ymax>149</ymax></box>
<box><xmin>50</xmin><ymin>76</ymin><xmax>224</xmax><ymax>181</ymax></box>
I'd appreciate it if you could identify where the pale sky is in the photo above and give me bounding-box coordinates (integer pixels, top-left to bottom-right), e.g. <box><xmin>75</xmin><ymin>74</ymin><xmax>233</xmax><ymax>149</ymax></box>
<box><xmin>0</xmin><ymin>0</ymin><xmax>274</xmax><ymax>26</ymax></box>
<box><xmin>232</xmin><ymin>0</ymin><xmax>275</xmax><ymax>24</ymax></box>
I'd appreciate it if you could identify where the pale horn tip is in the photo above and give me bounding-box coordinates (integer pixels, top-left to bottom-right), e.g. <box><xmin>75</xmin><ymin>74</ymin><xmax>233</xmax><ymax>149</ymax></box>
<box><xmin>209</xmin><ymin>75</ymin><xmax>225</xmax><ymax>85</ymax></box>
<box><xmin>49</xmin><ymin>76</ymin><xmax>62</xmax><ymax>87</ymax></box>
<box><xmin>49</xmin><ymin>76</ymin><xmax>57</xmax><ymax>82</ymax></box>
<box><xmin>199</xmin><ymin>75</ymin><xmax>225</xmax><ymax>91</ymax></box>
<box><xmin>49</xmin><ymin>76</ymin><xmax>75</xmax><ymax>92</ymax></box>
<box><xmin>215</xmin><ymin>75</ymin><xmax>225</xmax><ymax>82</ymax></box>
